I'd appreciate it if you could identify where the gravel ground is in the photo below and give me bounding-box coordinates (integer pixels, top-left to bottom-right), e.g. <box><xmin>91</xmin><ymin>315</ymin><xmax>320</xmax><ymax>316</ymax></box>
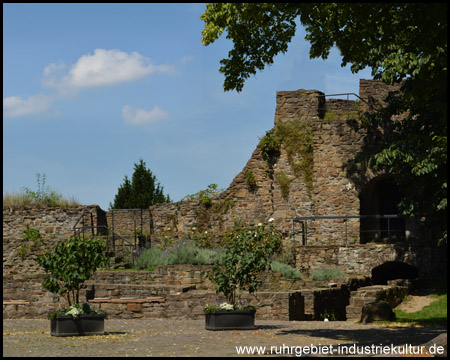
<box><xmin>3</xmin><ymin>318</ymin><xmax>446</xmax><ymax>357</ymax></box>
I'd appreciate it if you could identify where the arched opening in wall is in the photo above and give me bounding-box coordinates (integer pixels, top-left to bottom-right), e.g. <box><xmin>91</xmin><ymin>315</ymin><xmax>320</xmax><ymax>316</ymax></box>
<box><xmin>359</xmin><ymin>176</ymin><xmax>405</xmax><ymax>243</ymax></box>
<box><xmin>371</xmin><ymin>261</ymin><xmax>419</xmax><ymax>285</ymax></box>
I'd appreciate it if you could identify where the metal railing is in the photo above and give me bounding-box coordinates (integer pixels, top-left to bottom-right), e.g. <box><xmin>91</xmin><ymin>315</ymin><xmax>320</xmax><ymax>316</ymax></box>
<box><xmin>316</xmin><ymin>92</ymin><xmax>379</xmax><ymax>121</ymax></box>
<box><xmin>73</xmin><ymin>224</ymin><xmax>138</xmax><ymax>263</ymax></box>
<box><xmin>72</xmin><ymin>209</ymin><xmax>94</xmax><ymax>236</ymax></box>
<box><xmin>73</xmin><ymin>208</ymin><xmax>152</xmax><ymax>265</ymax></box>
<box><xmin>109</xmin><ymin>208</ymin><xmax>152</xmax><ymax>251</ymax></box>
<box><xmin>292</xmin><ymin>214</ymin><xmax>406</xmax><ymax>246</ymax></box>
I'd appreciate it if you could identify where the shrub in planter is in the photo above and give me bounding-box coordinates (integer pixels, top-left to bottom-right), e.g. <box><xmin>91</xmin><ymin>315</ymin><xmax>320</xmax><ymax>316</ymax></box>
<box><xmin>49</xmin><ymin>303</ymin><xmax>107</xmax><ymax>336</ymax></box>
<box><xmin>36</xmin><ymin>236</ymin><xmax>109</xmax><ymax>336</ymax></box>
<box><xmin>204</xmin><ymin>220</ymin><xmax>282</xmax><ymax>329</ymax></box>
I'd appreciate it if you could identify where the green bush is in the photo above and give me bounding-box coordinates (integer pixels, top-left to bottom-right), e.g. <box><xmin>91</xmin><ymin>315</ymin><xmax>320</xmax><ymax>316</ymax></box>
<box><xmin>192</xmin><ymin>247</ymin><xmax>224</xmax><ymax>265</ymax></box>
<box><xmin>310</xmin><ymin>267</ymin><xmax>345</xmax><ymax>281</ymax></box>
<box><xmin>207</xmin><ymin>220</ymin><xmax>282</xmax><ymax>305</ymax></box>
<box><xmin>36</xmin><ymin>236</ymin><xmax>108</xmax><ymax>306</ymax></box>
<box><xmin>135</xmin><ymin>242</ymin><xmax>223</xmax><ymax>269</ymax></box>
<box><xmin>181</xmin><ymin>183</ymin><xmax>223</xmax><ymax>208</ymax></box>
<box><xmin>245</xmin><ymin>169</ymin><xmax>257</xmax><ymax>190</ymax></box>
<box><xmin>259</xmin><ymin>128</ymin><xmax>281</xmax><ymax>164</ymax></box>
<box><xmin>136</xmin><ymin>248</ymin><xmax>164</xmax><ymax>269</ymax></box>
<box><xmin>270</xmin><ymin>261</ymin><xmax>302</xmax><ymax>280</ymax></box>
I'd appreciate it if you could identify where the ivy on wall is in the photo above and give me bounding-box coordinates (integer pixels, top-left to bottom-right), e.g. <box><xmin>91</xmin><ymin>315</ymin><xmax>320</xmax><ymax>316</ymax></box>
<box><xmin>259</xmin><ymin>117</ymin><xmax>314</xmax><ymax>197</ymax></box>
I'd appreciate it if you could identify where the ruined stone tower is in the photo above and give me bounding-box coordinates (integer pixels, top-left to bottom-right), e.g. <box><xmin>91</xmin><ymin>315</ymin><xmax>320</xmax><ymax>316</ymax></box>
<box><xmin>149</xmin><ymin>79</ymin><xmax>415</xmax><ymax>247</ymax></box>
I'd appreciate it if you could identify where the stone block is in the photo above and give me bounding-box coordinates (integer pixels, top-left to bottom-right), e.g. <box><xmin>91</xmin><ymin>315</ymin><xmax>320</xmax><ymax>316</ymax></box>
<box><xmin>360</xmin><ymin>301</ymin><xmax>395</xmax><ymax>323</ymax></box>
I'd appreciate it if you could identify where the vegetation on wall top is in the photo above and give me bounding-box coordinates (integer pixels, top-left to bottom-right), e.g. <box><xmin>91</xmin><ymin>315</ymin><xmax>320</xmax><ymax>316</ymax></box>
<box><xmin>3</xmin><ymin>173</ymin><xmax>79</xmax><ymax>207</ymax></box>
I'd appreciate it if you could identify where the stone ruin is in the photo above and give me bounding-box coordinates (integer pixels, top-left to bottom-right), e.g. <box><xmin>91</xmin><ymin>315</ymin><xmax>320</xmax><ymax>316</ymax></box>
<box><xmin>3</xmin><ymin>79</ymin><xmax>447</xmax><ymax>320</ymax></box>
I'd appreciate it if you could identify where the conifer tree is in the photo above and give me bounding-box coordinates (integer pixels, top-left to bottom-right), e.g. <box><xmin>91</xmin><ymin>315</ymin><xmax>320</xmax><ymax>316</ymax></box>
<box><xmin>110</xmin><ymin>159</ymin><xmax>170</xmax><ymax>209</ymax></box>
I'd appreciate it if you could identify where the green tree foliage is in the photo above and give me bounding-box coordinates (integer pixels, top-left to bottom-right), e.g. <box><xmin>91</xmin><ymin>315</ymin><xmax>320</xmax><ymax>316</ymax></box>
<box><xmin>207</xmin><ymin>220</ymin><xmax>282</xmax><ymax>305</ymax></box>
<box><xmin>110</xmin><ymin>159</ymin><xmax>171</xmax><ymax>209</ymax></box>
<box><xmin>201</xmin><ymin>3</ymin><xmax>447</xmax><ymax>243</ymax></box>
<box><xmin>36</xmin><ymin>236</ymin><xmax>108</xmax><ymax>306</ymax></box>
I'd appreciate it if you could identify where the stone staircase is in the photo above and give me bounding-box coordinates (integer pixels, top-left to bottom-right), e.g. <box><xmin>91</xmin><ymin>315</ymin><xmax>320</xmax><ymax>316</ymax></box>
<box><xmin>346</xmin><ymin>286</ymin><xmax>380</xmax><ymax>321</ymax></box>
<box><xmin>5</xmin><ymin>263</ymin><xmax>411</xmax><ymax>321</ymax></box>
<box><xmin>346</xmin><ymin>282</ymin><xmax>411</xmax><ymax>321</ymax></box>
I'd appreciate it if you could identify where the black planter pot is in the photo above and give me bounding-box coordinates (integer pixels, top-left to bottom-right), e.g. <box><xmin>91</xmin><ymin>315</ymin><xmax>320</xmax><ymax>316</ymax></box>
<box><xmin>205</xmin><ymin>310</ymin><xmax>256</xmax><ymax>331</ymax></box>
<box><xmin>50</xmin><ymin>313</ymin><xmax>106</xmax><ymax>336</ymax></box>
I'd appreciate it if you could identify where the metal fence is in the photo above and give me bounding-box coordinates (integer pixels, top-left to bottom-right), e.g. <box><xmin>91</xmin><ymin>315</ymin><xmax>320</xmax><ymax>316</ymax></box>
<box><xmin>72</xmin><ymin>208</ymin><xmax>153</xmax><ymax>265</ymax></box>
<box><xmin>292</xmin><ymin>214</ymin><xmax>407</xmax><ymax>246</ymax></box>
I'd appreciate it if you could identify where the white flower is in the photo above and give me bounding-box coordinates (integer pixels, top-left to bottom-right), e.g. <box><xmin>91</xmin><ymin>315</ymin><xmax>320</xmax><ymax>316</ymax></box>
<box><xmin>268</xmin><ymin>218</ymin><xmax>275</xmax><ymax>223</ymax></box>
<box><xmin>257</xmin><ymin>223</ymin><xmax>263</xmax><ymax>226</ymax></box>
<box><xmin>192</xmin><ymin>227</ymin><xmax>197</xmax><ymax>231</ymax></box>
<box><xmin>219</xmin><ymin>302</ymin><xmax>234</xmax><ymax>310</ymax></box>
<box><xmin>204</xmin><ymin>231</ymin><xmax>208</xmax><ymax>234</ymax></box>
<box><xmin>345</xmin><ymin>182</ymin><xmax>353</xmax><ymax>191</ymax></box>
<box><xmin>324</xmin><ymin>318</ymin><xmax>329</xmax><ymax>322</ymax></box>
<box><xmin>65</xmin><ymin>306</ymin><xmax>82</xmax><ymax>318</ymax></box>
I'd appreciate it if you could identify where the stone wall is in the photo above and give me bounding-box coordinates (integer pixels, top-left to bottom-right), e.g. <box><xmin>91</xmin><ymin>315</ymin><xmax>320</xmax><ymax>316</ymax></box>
<box><xmin>2</xmin><ymin>265</ymin><xmax>366</xmax><ymax>321</ymax></box>
<box><xmin>2</xmin><ymin>266</ymin><xmax>329</xmax><ymax>320</ymax></box>
<box><xmin>3</xmin><ymin>79</ymin><xmax>445</xmax><ymax>300</ymax></box>
<box><xmin>294</xmin><ymin>243</ymin><xmax>447</xmax><ymax>279</ymax></box>
<box><xmin>143</xmin><ymin>79</ymin><xmax>408</xmax><ymax>247</ymax></box>
<box><xmin>359</xmin><ymin>79</ymin><xmax>404</xmax><ymax>113</ymax></box>
<box><xmin>2</xmin><ymin>205</ymin><xmax>104</xmax><ymax>274</ymax></box>
<box><xmin>105</xmin><ymin>209</ymin><xmax>153</xmax><ymax>237</ymax></box>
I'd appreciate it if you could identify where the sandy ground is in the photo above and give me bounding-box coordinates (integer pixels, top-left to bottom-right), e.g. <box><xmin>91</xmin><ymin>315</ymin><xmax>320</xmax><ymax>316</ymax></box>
<box><xmin>394</xmin><ymin>295</ymin><xmax>438</xmax><ymax>313</ymax></box>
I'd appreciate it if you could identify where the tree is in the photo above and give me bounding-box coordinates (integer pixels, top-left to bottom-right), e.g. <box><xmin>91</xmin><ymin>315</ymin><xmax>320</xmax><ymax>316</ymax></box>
<box><xmin>201</xmin><ymin>3</ymin><xmax>447</xmax><ymax>244</ymax></box>
<box><xmin>37</xmin><ymin>236</ymin><xmax>108</xmax><ymax>306</ymax></box>
<box><xmin>110</xmin><ymin>159</ymin><xmax>171</xmax><ymax>209</ymax></box>
<box><xmin>207</xmin><ymin>220</ymin><xmax>282</xmax><ymax>306</ymax></box>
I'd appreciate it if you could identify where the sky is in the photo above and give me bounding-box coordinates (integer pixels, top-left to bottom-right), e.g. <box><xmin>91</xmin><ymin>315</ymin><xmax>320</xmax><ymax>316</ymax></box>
<box><xmin>3</xmin><ymin>3</ymin><xmax>372</xmax><ymax>210</ymax></box>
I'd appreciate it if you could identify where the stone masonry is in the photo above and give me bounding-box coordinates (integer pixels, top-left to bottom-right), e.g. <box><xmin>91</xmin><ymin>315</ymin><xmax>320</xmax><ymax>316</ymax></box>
<box><xmin>147</xmin><ymin>79</ymin><xmax>408</xmax><ymax>243</ymax></box>
<box><xmin>2</xmin><ymin>79</ymin><xmax>446</xmax><ymax>321</ymax></box>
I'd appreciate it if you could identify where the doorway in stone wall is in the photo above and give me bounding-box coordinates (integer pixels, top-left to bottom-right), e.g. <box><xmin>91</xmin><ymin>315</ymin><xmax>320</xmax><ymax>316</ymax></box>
<box><xmin>359</xmin><ymin>176</ymin><xmax>406</xmax><ymax>243</ymax></box>
<box><xmin>372</xmin><ymin>261</ymin><xmax>418</xmax><ymax>284</ymax></box>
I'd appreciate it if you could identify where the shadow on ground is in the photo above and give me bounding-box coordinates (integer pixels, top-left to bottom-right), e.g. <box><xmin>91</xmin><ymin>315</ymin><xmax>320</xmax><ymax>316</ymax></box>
<box><xmin>276</xmin><ymin>326</ymin><xmax>446</xmax><ymax>347</ymax></box>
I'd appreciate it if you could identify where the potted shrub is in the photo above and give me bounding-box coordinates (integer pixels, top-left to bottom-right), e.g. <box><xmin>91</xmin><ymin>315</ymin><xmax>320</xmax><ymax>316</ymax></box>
<box><xmin>36</xmin><ymin>236</ymin><xmax>109</xmax><ymax>336</ymax></box>
<box><xmin>204</xmin><ymin>219</ymin><xmax>281</xmax><ymax>330</ymax></box>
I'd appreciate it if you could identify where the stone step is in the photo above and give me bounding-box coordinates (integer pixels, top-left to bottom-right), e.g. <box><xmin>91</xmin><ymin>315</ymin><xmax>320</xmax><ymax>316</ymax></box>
<box><xmin>89</xmin><ymin>297</ymin><xmax>165</xmax><ymax>304</ymax></box>
<box><xmin>346</xmin><ymin>286</ymin><xmax>382</xmax><ymax>321</ymax></box>
<box><xmin>346</xmin><ymin>305</ymin><xmax>363</xmax><ymax>320</ymax></box>
<box><xmin>349</xmin><ymin>296</ymin><xmax>376</xmax><ymax>308</ymax></box>
<box><xmin>81</xmin><ymin>283</ymin><xmax>197</xmax><ymax>301</ymax></box>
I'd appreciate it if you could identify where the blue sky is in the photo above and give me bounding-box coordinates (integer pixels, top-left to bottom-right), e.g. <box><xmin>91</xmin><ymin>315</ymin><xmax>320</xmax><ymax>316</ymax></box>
<box><xmin>3</xmin><ymin>3</ymin><xmax>372</xmax><ymax>210</ymax></box>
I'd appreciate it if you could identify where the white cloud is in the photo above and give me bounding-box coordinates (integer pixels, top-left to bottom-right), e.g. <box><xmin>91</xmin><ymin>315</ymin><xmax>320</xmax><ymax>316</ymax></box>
<box><xmin>3</xmin><ymin>94</ymin><xmax>54</xmax><ymax>118</ymax></box>
<box><xmin>43</xmin><ymin>49</ymin><xmax>177</xmax><ymax>91</ymax></box>
<box><xmin>122</xmin><ymin>105</ymin><xmax>169</xmax><ymax>126</ymax></box>
<box><xmin>179</xmin><ymin>55</ymin><xmax>194</xmax><ymax>64</ymax></box>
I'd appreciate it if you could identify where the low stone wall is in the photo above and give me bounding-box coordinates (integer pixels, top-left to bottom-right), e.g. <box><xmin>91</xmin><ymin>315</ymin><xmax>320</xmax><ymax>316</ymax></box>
<box><xmin>2</xmin><ymin>272</ymin><xmax>300</xmax><ymax>321</ymax></box>
<box><xmin>294</xmin><ymin>243</ymin><xmax>447</xmax><ymax>278</ymax></box>
<box><xmin>3</xmin><ymin>273</ymin><xmax>64</xmax><ymax>318</ymax></box>
<box><xmin>85</xmin><ymin>291</ymin><xmax>298</xmax><ymax>321</ymax></box>
<box><xmin>3</xmin><ymin>266</ymin><xmax>362</xmax><ymax>320</ymax></box>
